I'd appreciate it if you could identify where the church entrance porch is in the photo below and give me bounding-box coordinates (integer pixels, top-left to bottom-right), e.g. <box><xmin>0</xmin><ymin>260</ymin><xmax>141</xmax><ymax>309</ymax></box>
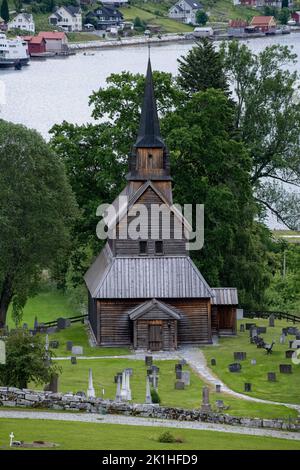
<box><xmin>128</xmin><ymin>299</ymin><xmax>181</xmax><ymax>351</ymax></box>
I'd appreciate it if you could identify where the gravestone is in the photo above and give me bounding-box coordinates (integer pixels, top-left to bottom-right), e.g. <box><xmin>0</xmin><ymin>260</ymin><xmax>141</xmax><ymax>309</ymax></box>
<box><xmin>175</xmin><ymin>363</ymin><xmax>182</xmax><ymax>372</ymax></box>
<box><xmin>287</xmin><ymin>327</ymin><xmax>298</xmax><ymax>335</ymax></box>
<box><xmin>71</xmin><ymin>346</ymin><xmax>83</xmax><ymax>355</ymax></box>
<box><xmin>57</xmin><ymin>317</ymin><xmax>67</xmax><ymax>330</ymax></box>
<box><xmin>201</xmin><ymin>386</ymin><xmax>211</xmax><ymax>413</ymax></box>
<box><xmin>268</xmin><ymin>314</ymin><xmax>275</xmax><ymax>327</ymax></box>
<box><xmin>145</xmin><ymin>356</ymin><xmax>153</xmax><ymax>367</ymax></box>
<box><xmin>246</xmin><ymin>323</ymin><xmax>256</xmax><ymax>330</ymax></box>
<box><xmin>211</xmin><ymin>358</ymin><xmax>216</xmax><ymax>366</ymax></box>
<box><xmin>179</xmin><ymin>359</ymin><xmax>187</xmax><ymax>366</ymax></box>
<box><xmin>175</xmin><ymin>381</ymin><xmax>185</xmax><ymax>390</ymax></box>
<box><xmin>147</xmin><ymin>368</ymin><xmax>152</xmax><ymax>376</ymax></box>
<box><xmin>176</xmin><ymin>370</ymin><xmax>182</xmax><ymax>380</ymax></box>
<box><xmin>267</xmin><ymin>372</ymin><xmax>276</xmax><ymax>382</ymax></box>
<box><xmin>282</xmin><ymin>328</ymin><xmax>288</xmax><ymax>336</ymax></box>
<box><xmin>279</xmin><ymin>364</ymin><xmax>292</xmax><ymax>374</ymax></box>
<box><xmin>49</xmin><ymin>373</ymin><xmax>59</xmax><ymax>393</ymax></box>
<box><xmin>34</xmin><ymin>316</ymin><xmax>39</xmax><ymax>330</ymax></box>
<box><xmin>71</xmin><ymin>356</ymin><xmax>77</xmax><ymax>365</ymax></box>
<box><xmin>216</xmin><ymin>400</ymin><xmax>225</xmax><ymax>410</ymax></box>
<box><xmin>87</xmin><ymin>368</ymin><xmax>96</xmax><ymax>399</ymax></box>
<box><xmin>216</xmin><ymin>384</ymin><xmax>221</xmax><ymax>393</ymax></box>
<box><xmin>228</xmin><ymin>363</ymin><xmax>242</xmax><ymax>373</ymax></box>
<box><xmin>66</xmin><ymin>341</ymin><xmax>73</xmax><ymax>352</ymax></box>
<box><xmin>257</xmin><ymin>327</ymin><xmax>267</xmax><ymax>335</ymax></box>
<box><xmin>240</xmin><ymin>324</ymin><xmax>245</xmax><ymax>332</ymax></box>
<box><xmin>49</xmin><ymin>340</ymin><xmax>59</xmax><ymax>349</ymax></box>
<box><xmin>125</xmin><ymin>368</ymin><xmax>133</xmax><ymax>377</ymax></box>
<box><xmin>23</xmin><ymin>323</ymin><xmax>28</xmax><ymax>330</ymax></box>
<box><xmin>285</xmin><ymin>350</ymin><xmax>295</xmax><ymax>359</ymax></box>
<box><xmin>234</xmin><ymin>352</ymin><xmax>247</xmax><ymax>361</ymax></box>
<box><xmin>291</xmin><ymin>340</ymin><xmax>300</xmax><ymax>349</ymax></box>
<box><xmin>75</xmin><ymin>391</ymin><xmax>86</xmax><ymax>398</ymax></box>
<box><xmin>251</xmin><ymin>359</ymin><xmax>257</xmax><ymax>365</ymax></box>
<box><xmin>181</xmin><ymin>371</ymin><xmax>190</xmax><ymax>386</ymax></box>
<box><xmin>244</xmin><ymin>383</ymin><xmax>252</xmax><ymax>392</ymax></box>
<box><xmin>279</xmin><ymin>334</ymin><xmax>286</xmax><ymax>345</ymax></box>
<box><xmin>249</xmin><ymin>327</ymin><xmax>258</xmax><ymax>339</ymax></box>
<box><xmin>296</xmin><ymin>334</ymin><xmax>300</xmax><ymax>341</ymax></box>
<box><xmin>145</xmin><ymin>375</ymin><xmax>152</xmax><ymax>405</ymax></box>
<box><xmin>114</xmin><ymin>372</ymin><xmax>122</xmax><ymax>383</ymax></box>
<box><xmin>151</xmin><ymin>365</ymin><xmax>159</xmax><ymax>374</ymax></box>
<box><xmin>289</xmin><ymin>340</ymin><xmax>294</xmax><ymax>348</ymax></box>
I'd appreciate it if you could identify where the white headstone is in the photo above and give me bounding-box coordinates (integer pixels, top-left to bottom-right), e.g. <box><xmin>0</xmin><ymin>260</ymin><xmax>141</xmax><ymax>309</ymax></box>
<box><xmin>115</xmin><ymin>375</ymin><xmax>121</xmax><ymax>402</ymax></box>
<box><xmin>45</xmin><ymin>334</ymin><xmax>49</xmax><ymax>352</ymax></box>
<box><xmin>145</xmin><ymin>375</ymin><xmax>152</xmax><ymax>404</ymax></box>
<box><xmin>279</xmin><ymin>334</ymin><xmax>286</xmax><ymax>344</ymax></box>
<box><xmin>71</xmin><ymin>346</ymin><xmax>83</xmax><ymax>355</ymax></box>
<box><xmin>0</xmin><ymin>340</ymin><xmax>6</xmax><ymax>365</ymax></box>
<box><xmin>120</xmin><ymin>370</ymin><xmax>128</xmax><ymax>401</ymax></box>
<box><xmin>291</xmin><ymin>340</ymin><xmax>300</xmax><ymax>349</ymax></box>
<box><xmin>87</xmin><ymin>368</ymin><xmax>95</xmax><ymax>398</ymax></box>
<box><xmin>125</xmin><ymin>370</ymin><xmax>132</xmax><ymax>401</ymax></box>
<box><xmin>181</xmin><ymin>370</ymin><xmax>190</xmax><ymax>386</ymax></box>
<box><xmin>9</xmin><ymin>432</ymin><xmax>14</xmax><ymax>447</ymax></box>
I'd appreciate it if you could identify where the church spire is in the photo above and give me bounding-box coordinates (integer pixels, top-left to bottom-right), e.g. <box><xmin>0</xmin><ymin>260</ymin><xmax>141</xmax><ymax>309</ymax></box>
<box><xmin>134</xmin><ymin>59</ymin><xmax>165</xmax><ymax>149</ymax></box>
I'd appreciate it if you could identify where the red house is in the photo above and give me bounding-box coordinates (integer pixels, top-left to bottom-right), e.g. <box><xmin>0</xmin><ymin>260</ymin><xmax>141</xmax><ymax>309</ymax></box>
<box><xmin>23</xmin><ymin>35</ymin><xmax>46</xmax><ymax>55</ymax></box>
<box><xmin>292</xmin><ymin>11</ymin><xmax>300</xmax><ymax>24</ymax></box>
<box><xmin>250</xmin><ymin>16</ymin><xmax>277</xmax><ymax>33</ymax></box>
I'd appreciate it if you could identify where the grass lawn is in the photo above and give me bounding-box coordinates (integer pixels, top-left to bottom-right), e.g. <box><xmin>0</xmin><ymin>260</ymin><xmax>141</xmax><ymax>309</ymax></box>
<box><xmin>1</xmin><ymin>418</ymin><xmax>300</xmax><ymax>450</ymax></box>
<box><xmin>28</xmin><ymin>358</ymin><xmax>296</xmax><ymax>419</ymax></box>
<box><xmin>120</xmin><ymin>5</ymin><xmax>193</xmax><ymax>33</ymax></box>
<box><xmin>7</xmin><ymin>287</ymin><xmax>77</xmax><ymax>329</ymax></box>
<box><xmin>67</xmin><ymin>32</ymin><xmax>102</xmax><ymax>43</ymax></box>
<box><xmin>49</xmin><ymin>324</ymin><xmax>131</xmax><ymax>357</ymax></box>
<box><xmin>203</xmin><ymin>319</ymin><xmax>300</xmax><ymax>405</ymax></box>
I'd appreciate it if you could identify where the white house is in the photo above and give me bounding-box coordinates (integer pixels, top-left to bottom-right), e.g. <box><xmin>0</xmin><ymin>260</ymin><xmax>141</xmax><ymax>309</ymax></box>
<box><xmin>8</xmin><ymin>13</ymin><xmax>35</xmax><ymax>33</ymax></box>
<box><xmin>169</xmin><ymin>0</ymin><xmax>203</xmax><ymax>25</ymax></box>
<box><xmin>49</xmin><ymin>6</ymin><xmax>82</xmax><ymax>32</ymax></box>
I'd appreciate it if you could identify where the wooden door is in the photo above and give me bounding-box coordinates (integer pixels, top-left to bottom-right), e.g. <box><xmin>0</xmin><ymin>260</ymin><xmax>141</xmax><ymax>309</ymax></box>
<box><xmin>148</xmin><ymin>320</ymin><xmax>163</xmax><ymax>351</ymax></box>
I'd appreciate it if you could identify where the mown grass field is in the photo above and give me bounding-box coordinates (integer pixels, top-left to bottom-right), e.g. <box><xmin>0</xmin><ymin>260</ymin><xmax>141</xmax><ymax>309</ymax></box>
<box><xmin>1</xmin><ymin>418</ymin><xmax>300</xmax><ymax>450</ymax></box>
<box><xmin>203</xmin><ymin>319</ymin><xmax>300</xmax><ymax>404</ymax></box>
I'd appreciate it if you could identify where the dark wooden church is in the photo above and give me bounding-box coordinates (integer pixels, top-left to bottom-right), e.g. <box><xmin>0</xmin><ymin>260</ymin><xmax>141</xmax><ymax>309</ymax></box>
<box><xmin>85</xmin><ymin>60</ymin><xmax>238</xmax><ymax>351</ymax></box>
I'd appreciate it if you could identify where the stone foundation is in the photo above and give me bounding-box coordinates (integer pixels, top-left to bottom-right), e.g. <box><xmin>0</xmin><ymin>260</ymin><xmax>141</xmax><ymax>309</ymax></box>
<box><xmin>0</xmin><ymin>387</ymin><xmax>299</xmax><ymax>431</ymax></box>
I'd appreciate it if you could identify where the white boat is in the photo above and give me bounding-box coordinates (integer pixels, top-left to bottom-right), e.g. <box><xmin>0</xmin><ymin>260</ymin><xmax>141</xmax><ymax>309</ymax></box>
<box><xmin>0</xmin><ymin>32</ymin><xmax>29</xmax><ymax>68</ymax></box>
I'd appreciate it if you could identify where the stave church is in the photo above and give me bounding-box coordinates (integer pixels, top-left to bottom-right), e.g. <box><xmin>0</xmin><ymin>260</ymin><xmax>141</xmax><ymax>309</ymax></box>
<box><xmin>84</xmin><ymin>60</ymin><xmax>238</xmax><ymax>351</ymax></box>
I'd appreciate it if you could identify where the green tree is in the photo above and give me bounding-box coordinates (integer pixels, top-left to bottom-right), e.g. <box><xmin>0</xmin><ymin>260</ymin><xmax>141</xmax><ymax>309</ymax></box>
<box><xmin>196</xmin><ymin>10</ymin><xmax>208</xmax><ymax>26</ymax></box>
<box><xmin>220</xmin><ymin>41</ymin><xmax>300</xmax><ymax>230</ymax></box>
<box><xmin>0</xmin><ymin>120</ymin><xmax>78</xmax><ymax>327</ymax></box>
<box><xmin>0</xmin><ymin>0</ymin><xmax>9</xmax><ymax>22</ymax></box>
<box><xmin>177</xmin><ymin>38</ymin><xmax>228</xmax><ymax>95</ymax></box>
<box><xmin>278</xmin><ymin>7</ymin><xmax>290</xmax><ymax>24</ymax></box>
<box><xmin>14</xmin><ymin>0</ymin><xmax>22</xmax><ymax>13</ymax></box>
<box><xmin>0</xmin><ymin>330</ymin><xmax>61</xmax><ymax>389</ymax></box>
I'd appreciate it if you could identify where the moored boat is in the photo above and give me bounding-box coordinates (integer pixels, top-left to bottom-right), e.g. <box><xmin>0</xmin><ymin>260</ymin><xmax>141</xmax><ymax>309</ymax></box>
<box><xmin>0</xmin><ymin>32</ymin><xmax>30</xmax><ymax>68</ymax></box>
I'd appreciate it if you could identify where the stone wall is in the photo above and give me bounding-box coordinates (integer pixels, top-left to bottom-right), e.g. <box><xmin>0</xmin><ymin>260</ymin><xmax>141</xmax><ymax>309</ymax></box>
<box><xmin>0</xmin><ymin>387</ymin><xmax>299</xmax><ymax>431</ymax></box>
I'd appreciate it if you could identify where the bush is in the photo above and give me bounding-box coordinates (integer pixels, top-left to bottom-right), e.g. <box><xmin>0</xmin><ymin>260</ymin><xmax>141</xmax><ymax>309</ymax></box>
<box><xmin>158</xmin><ymin>431</ymin><xmax>176</xmax><ymax>443</ymax></box>
<box><xmin>150</xmin><ymin>388</ymin><xmax>161</xmax><ymax>404</ymax></box>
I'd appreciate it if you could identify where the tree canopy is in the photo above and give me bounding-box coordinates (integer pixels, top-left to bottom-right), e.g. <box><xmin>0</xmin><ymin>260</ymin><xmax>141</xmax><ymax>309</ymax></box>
<box><xmin>0</xmin><ymin>120</ymin><xmax>78</xmax><ymax>326</ymax></box>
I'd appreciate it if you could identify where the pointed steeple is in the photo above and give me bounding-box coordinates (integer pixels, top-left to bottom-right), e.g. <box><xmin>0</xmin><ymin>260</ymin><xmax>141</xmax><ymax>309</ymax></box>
<box><xmin>135</xmin><ymin>59</ymin><xmax>165</xmax><ymax>149</ymax></box>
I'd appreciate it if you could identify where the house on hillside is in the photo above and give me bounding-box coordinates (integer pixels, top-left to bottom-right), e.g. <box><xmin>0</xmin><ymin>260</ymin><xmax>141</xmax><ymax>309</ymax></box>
<box><xmin>228</xmin><ymin>19</ymin><xmax>248</xmax><ymax>36</ymax></box>
<box><xmin>0</xmin><ymin>17</ymin><xmax>7</xmax><ymax>31</ymax></box>
<box><xmin>168</xmin><ymin>0</ymin><xmax>203</xmax><ymax>25</ymax></box>
<box><xmin>86</xmin><ymin>5</ymin><xmax>124</xmax><ymax>30</ymax></box>
<box><xmin>250</xmin><ymin>15</ymin><xmax>276</xmax><ymax>32</ymax></box>
<box><xmin>23</xmin><ymin>35</ymin><xmax>47</xmax><ymax>55</ymax></box>
<box><xmin>37</xmin><ymin>31</ymin><xmax>69</xmax><ymax>53</ymax></box>
<box><xmin>49</xmin><ymin>6</ymin><xmax>82</xmax><ymax>32</ymax></box>
<box><xmin>84</xmin><ymin>60</ymin><xmax>239</xmax><ymax>350</ymax></box>
<box><xmin>8</xmin><ymin>13</ymin><xmax>35</xmax><ymax>33</ymax></box>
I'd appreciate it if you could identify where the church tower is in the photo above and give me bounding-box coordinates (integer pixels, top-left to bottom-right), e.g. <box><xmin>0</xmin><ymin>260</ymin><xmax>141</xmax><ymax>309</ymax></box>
<box><xmin>127</xmin><ymin>59</ymin><xmax>173</xmax><ymax>203</ymax></box>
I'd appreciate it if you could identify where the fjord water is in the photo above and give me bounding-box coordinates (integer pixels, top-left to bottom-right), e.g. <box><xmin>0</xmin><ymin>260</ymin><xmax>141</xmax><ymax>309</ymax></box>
<box><xmin>1</xmin><ymin>33</ymin><xmax>300</xmax><ymax>138</ymax></box>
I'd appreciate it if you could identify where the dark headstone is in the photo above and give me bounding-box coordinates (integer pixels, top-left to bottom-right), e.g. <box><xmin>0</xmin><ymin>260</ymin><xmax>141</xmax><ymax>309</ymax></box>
<box><xmin>22</xmin><ymin>323</ymin><xmax>28</xmax><ymax>330</ymax></box>
<box><xmin>49</xmin><ymin>373</ymin><xmax>58</xmax><ymax>393</ymax></box>
<box><xmin>287</xmin><ymin>327</ymin><xmax>298</xmax><ymax>335</ymax></box>
<box><xmin>282</xmin><ymin>328</ymin><xmax>288</xmax><ymax>336</ymax></box>
<box><xmin>268</xmin><ymin>314</ymin><xmax>275</xmax><ymax>327</ymax></box>
<box><xmin>244</xmin><ymin>383</ymin><xmax>252</xmax><ymax>392</ymax></box>
<box><xmin>145</xmin><ymin>356</ymin><xmax>153</xmax><ymax>367</ymax></box>
<box><xmin>57</xmin><ymin>317</ymin><xmax>67</xmax><ymax>330</ymax></box>
<box><xmin>249</xmin><ymin>327</ymin><xmax>258</xmax><ymax>338</ymax></box>
<box><xmin>257</xmin><ymin>327</ymin><xmax>267</xmax><ymax>334</ymax></box>
<box><xmin>176</xmin><ymin>370</ymin><xmax>182</xmax><ymax>380</ymax></box>
<box><xmin>285</xmin><ymin>350</ymin><xmax>295</xmax><ymax>359</ymax></box>
<box><xmin>174</xmin><ymin>381</ymin><xmax>185</xmax><ymax>390</ymax></box>
<box><xmin>279</xmin><ymin>364</ymin><xmax>292</xmax><ymax>374</ymax></box>
<box><xmin>216</xmin><ymin>399</ymin><xmax>225</xmax><ymax>409</ymax></box>
<box><xmin>240</xmin><ymin>324</ymin><xmax>245</xmax><ymax>332</ymax></box>
<box><xmin>267</xmin><ymin>372</ymin><xmax>276</xmax><ymax>382</ymax></box>
<box><xmin>34</xmin><ymin>316</ymin><xmax>39</xmax><ymax>330</ymax></box>
<box><xmin>211</xmin><ymin>358</ymin><xmax>216</xmax><ymax>366</ymax></box>
<box><xmin>49</xmin><ymin>340</ymin><xmax>59</xmax><ymax>349</ymax></box>
<box><xmin>71</xmin><ymin>356</ymin><xmax>77</xmax><ymax>365</ymax></box>
<box><xmin>216</xmin><ymin>384</ymin><xmax>221</xmax><ymax>393</ymax></box>
<box><xmin>75</xmin><ymin>391</ymin><xmax>86</xmax><ymax>398</ymax></box>
<box><xmin>234</xmin><ymin>352</ymin><xmax>247</xmax><ymax>361</ymax></box>
<box><xmin>151</xmin><ymin>365</ymin><xmax>159</xmax><ymax>374</ymax></box>
<box><xmin>66</xmin><ymin>341</ymin><xmax>73</xmax><ymax>351</ymax></box>
<box><xmin>296</xmin><ymin>334</ymin><xmax>300</xmax><ymax>341</ymax></box>
<box><xmin>289</xmin><ymin>340</ymin><xmax>295</xmax><ymax>349</ymax></box>
<box><xmin>246</xmin><ymin>323</ymin><xmax>256</xmax><ymax>330</ymax></box>
<box><xmin>175</xmin><ymin>363</ymin><xmax>182</xmax><ymax>372</ymax></box>
<box><xmin>228</xmin><ymin>363</ymin><xmax>242</xmax><ymax>373</ymax></box>
<box><xmin>147</xmin><ymin>368</ymin><xmax>152</xmax><ymax>376</ymax></box>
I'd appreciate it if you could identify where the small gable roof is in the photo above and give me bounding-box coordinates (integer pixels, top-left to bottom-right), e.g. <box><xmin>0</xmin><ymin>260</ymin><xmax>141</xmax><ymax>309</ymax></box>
<box><xmin>211</xmin><ymin>288</ymin><xmax>238</xmax><ymax>305</ymax></box>
<box><xmin>250</xmin><ymin>16</ymin><xmax>276</xmax><ymax>26</ymax></box>
<box><xmin>128</xmin><ymin>299</ymin><xmax>182</xmax><ymax>320</ymax></box>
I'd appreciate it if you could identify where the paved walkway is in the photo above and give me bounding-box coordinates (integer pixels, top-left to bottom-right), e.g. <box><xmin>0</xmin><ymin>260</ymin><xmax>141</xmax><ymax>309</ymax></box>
<box><xmin>56</xmin><ymin>348</ymin><xmax>300</xmax><ymax>413</ymax></box>
<box><xmin>0</xmin><ymin>410</ymin><xmax>299</xmax><ymax>441</ymax></box>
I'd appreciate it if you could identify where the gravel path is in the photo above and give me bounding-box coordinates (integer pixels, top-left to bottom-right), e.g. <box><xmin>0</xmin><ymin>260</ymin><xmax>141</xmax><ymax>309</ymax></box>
<box><xmin>56</xmin><ymin>348</ymin><xmax>300</xmax><ymax>413</ymax></box>
<box><xmin>0</xmin><ymin>409</ymin><xmax>299</xmax><ymax>441</ymax></box>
